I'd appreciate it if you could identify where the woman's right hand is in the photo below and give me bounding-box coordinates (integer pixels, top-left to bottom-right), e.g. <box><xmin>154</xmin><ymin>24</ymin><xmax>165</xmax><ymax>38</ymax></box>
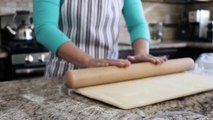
<box><xmin>81</xmin><ymin>58</ymin><xmax>131</xmax><ymax>68</ymax></box>
<box><xmin>58</xmin><ymin>42</ymin><xmax>130</xmax><ymax>68</ymax></box>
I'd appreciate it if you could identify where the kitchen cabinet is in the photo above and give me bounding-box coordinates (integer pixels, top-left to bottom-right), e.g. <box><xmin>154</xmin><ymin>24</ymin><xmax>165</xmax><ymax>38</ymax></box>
<box><xmin>150</xmin><ymin>48</ymin><xmax>184</xmax><ymax>58</ymax></box>
<box><xmin>180</xmin><ymin>47</ymin><xmax>213</xmax><ymax>60</ymax></box>
<box><xmin>0</xmin><ymin>58</ymin><xmax>11</xmax><ymax>80</ymax></box>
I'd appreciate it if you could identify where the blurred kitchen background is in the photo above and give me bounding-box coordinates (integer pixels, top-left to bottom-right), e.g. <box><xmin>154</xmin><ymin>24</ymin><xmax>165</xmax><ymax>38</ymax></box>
<box><xmin>1</xmin><ymin>0</ymin><xmax>213</xmax><ymax>81</ymax></box>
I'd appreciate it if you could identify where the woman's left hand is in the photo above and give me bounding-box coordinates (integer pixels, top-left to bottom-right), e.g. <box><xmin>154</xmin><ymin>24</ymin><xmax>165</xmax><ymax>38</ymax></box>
<box><xmin>127</xmin><ymin>53</ymin><xmax>168</xmax><ymax>64</ymax></box>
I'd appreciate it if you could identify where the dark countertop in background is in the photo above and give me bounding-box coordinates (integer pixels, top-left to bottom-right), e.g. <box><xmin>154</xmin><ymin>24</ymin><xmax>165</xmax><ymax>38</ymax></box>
<box><xmin>1</xmin><ymin>41</ymin><xmax>212</xmax><ymax>59</ymax></box>
<box><xmin>119</xmin><ymin>42</ymin><xmax>213</xmax><ymax>50</ymax></box>
<box><xmin>0</xmin><ymin>77</ymin><xmax>213</xmax><ymax>119</ymax></box>
<box><xmin>187</xmin><ymin>42</ymin><xmax>213</xmax><ymax>49</ymax></box>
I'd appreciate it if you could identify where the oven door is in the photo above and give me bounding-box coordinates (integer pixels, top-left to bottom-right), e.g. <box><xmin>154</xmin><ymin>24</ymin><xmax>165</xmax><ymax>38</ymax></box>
<box><xmin>10</xmin><ymin>52</ymin><xmax>49</xmax><ymax>80</ymax></box>
<box><xmin>12</xmin><ymin>64</ymin><xmax>46</xmax><ymax>80</ymax></box>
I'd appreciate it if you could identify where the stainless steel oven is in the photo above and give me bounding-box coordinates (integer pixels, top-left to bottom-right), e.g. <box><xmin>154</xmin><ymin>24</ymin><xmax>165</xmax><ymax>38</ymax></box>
<box><xmin>1</xmin><ymin>12</ymin><xmax>49</xmax><ymax>80</ymax></box>
<box><xmin>10</xmin><ymin>52</ymin><xmax>49</xmax><ymax>79</ymax></box>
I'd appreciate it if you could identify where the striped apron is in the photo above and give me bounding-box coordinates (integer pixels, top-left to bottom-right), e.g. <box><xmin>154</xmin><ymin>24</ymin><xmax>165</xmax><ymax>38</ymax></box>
<box><xmin>45</xmin><ymin>0</ymin><xmax>124</xmax><ymax>77</ymax></box>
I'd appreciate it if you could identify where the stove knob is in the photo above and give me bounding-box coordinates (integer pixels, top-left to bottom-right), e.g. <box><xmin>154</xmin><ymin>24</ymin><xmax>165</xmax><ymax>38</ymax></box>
<box><xmin>38</xmin><ymin>54</ymin><xmax>46</xmax><ymax>63</ymax></box>
<box><xmin>25</xmin><ymin>55</ymin><xmax>34</xmax><ymax>63</ymax></box>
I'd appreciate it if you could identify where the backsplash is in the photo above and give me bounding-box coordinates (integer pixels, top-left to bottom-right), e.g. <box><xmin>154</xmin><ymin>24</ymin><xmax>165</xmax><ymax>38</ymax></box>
<box><xmin>185</xmin><ymin>3</ymin><xmax>213</xmax><ymax>20</ymax></box>
<box><xmin>1</xmin><ymin>1</ymin><xmax>213</xmax><ymax>44</ymax></box>
<box><xmin>120</xmin><ymin>2</ymin><xmax>185</xmax><ymax>44</ymax></box>
<box><xmin>0</xmin><ymin>0</ymin><xmax>32</xmax><ymax>15</ymax></box>
<box><xmin>143</xmin><ymin>3</ymin><xmax>185</xmax><ymax>24</ymax></box>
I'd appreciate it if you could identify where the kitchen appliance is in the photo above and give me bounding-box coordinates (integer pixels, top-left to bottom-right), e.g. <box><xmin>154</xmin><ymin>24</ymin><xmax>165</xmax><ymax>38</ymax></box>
<box><xmin>207</xmin><ymin>21</ymin><xmax>213</xmax><ymax>42</ymax></box>
<box><xmin>188</xmin><ymin>10</ymin><xmax>210</xmax><ymax>41</ymax></box>
<box><xmin>5</xmin><ymin>11</ymin><xmax>33</xmax><ymax>41</ymax></box>
<box><xmin>177</xmin><ymin>12</ymin><xmax>190</xmax><ymax>40</ymax></box>
<box><xmin>6</xmin><ymin>20</ymin><xmax>33</xmax><ymax>41</ymax></box>
<box><xmin>150</xmin><ymin>22</ymin><xmax>163</xmax><ymax>44</ymax></box>
<box><xmin>0</xmin><ymin>12</ymin><xmax>49</xmax><ymax>80</ymax></box>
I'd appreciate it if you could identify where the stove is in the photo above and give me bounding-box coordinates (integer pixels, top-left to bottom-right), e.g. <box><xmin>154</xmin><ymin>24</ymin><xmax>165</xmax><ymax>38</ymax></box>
<box><xmin>0</xmin><ymin>13</ymin><xmax>49</xmax><ymax>80</ymax></box>
<box><xmin>2</xmin><ymin>41</ymin><xmax>49</xmax><ymax>80</ymax></box>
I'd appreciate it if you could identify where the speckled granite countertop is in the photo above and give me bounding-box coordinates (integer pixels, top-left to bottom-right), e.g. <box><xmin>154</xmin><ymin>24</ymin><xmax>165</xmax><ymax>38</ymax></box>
<box><xmin>0</xmin><ymin>77</ymin><xmax>213</xmax><ymax>119</ymax></box>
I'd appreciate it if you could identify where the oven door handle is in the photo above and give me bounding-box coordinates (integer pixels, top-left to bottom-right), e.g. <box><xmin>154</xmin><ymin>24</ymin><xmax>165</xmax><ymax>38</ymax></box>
<box><xmin>15</xmin><ymin>68</ymin><xmax>45</xmax><ymax>75</ymax></box>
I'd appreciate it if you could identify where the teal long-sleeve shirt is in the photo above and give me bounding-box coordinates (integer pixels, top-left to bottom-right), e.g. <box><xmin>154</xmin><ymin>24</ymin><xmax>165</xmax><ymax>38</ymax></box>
<box><xmin>33</xmin><ymin>0</ymin><xmax>150</xmax><ymax>54</ymax></box>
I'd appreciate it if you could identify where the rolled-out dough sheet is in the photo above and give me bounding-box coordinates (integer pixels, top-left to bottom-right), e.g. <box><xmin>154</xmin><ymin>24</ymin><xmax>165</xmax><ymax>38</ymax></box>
<box><xmin>75</xmin><ymin>72</ymin><xmax>213</xmax><ymax>109</ymax></box>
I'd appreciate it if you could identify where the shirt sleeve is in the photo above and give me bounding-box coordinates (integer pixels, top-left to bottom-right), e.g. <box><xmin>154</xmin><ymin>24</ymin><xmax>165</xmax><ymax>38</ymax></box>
<box><xmin>33</xmin><ymin>0</ymin><xmax>70</xmax><ymax>54</ymax></box>
<box><xmin>122</xmin><ymin>0</ymin><xmax>151</xmax><ymax>44</ymax></box>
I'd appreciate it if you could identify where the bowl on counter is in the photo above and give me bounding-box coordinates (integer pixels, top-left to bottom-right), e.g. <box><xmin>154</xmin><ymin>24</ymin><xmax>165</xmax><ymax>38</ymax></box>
<box><xmin>195</xmin><ymin>53</ymin><xmax>213</xmax><ymax>74</ymax></box>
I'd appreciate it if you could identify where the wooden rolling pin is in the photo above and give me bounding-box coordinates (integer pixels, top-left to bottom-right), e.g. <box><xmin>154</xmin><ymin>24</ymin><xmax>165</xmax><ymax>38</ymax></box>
<box><xmin>64</xmin><ymin>58</ymin><xmax>194</xmax><ymax>89</ymax></box>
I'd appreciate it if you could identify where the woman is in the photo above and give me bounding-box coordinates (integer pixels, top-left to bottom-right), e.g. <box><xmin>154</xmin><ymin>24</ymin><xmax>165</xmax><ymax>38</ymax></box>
<box><xmin>33</xmin><ymin>0</ymin><xmax>167</xmax><ymax>77</ymax></box>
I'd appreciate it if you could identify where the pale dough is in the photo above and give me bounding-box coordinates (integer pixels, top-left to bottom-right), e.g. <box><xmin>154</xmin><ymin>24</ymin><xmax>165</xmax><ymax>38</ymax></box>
<box><xmin>75</xmin><ymin>72</ymin><xmax>213</xmax><ymax>109</ymax></box>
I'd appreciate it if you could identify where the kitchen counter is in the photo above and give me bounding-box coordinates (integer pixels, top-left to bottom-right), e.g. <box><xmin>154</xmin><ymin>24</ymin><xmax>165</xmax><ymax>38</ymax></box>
<box><xmin>187</xmin><ymin>42</ymin><xmax>213</xmax><ymax>49</ymax></box>
<box><xmin>0</xmin><ymin>77</ymin><xmax>213</xmax><ymax>119</ymax></box>
<box><xmin>0</xmin><ymin>48</ymin><xmax>7</xmax><ymax>59</ymax></box>
<box><xmin>119</xmin><ymin>41</ymin><xmax>213</xmax><ymax>50</ymax></box>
